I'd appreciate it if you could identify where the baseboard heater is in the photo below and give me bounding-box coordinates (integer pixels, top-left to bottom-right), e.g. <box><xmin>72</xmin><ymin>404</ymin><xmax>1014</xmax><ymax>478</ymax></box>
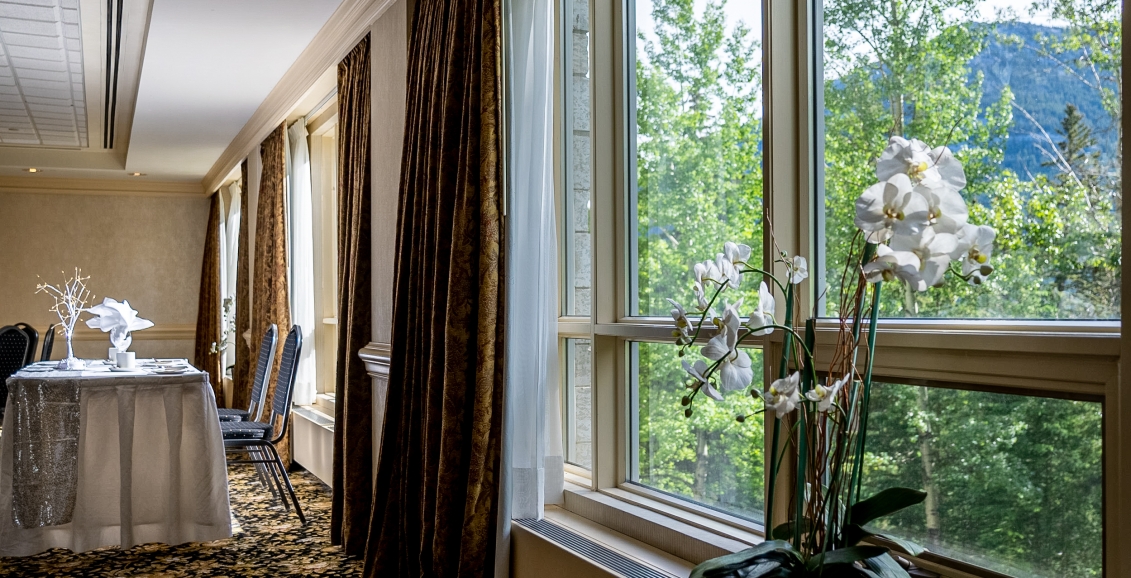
<box><xmin>514</xmin><ymin>518</ymin><xmax>673</xmax><ymax>578</ymax></box>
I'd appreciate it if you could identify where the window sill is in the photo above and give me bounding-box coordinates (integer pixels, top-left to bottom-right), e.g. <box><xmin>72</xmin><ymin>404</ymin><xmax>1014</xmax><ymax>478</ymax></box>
<box><xmin>559</xmin><ymin>481</ymin><xmax>760</xmax><ymax>565</ymax></box>
<box><xmin>531</xmin><ymin>506</ymin><xmax>697</xmax><ymax>577</ymax></box>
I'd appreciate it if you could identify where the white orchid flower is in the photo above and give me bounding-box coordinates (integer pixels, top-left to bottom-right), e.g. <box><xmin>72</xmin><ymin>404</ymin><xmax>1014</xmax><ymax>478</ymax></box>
<box><xmin>683</xmin><ymin>358</ymin><xmax>723</xmax><ymax>401</ymax></box>
<box><xmin>862</xmin><ymin>244</ymin><xmax>924</xmax><ymax>288</ymax></box>
<box><xmin>667</xmin><ymin>298</ymin><xmax>693</xmax><ymax>345</ymax></box>
<box><xmin>762</xmin><ymin>372</ymin><xmax>802</xmax><ymax>418</ymax></box>
<box><xmin>806</xmin><ymin>373</ymin><xmax>850</xmax><ymax>413</ymax></box>
<box><xmin>855</xmin><ymin>173</ymin><xmax>930</xmax><ymax>243</ymax></box>
<box><xmin>929</xmin><ymin>145</ymin><xmax>967</xmax><ymax>191</ymax></box>
<box><xmin>724</xmin><ymin>242</ymin><xmax>754</xmax><ymax>269</ymax></box>
<box><xmin>85</xmin><ymin>297</ymin><xmax>154</xmax><ymax>352</ymax></box>
<box><xmin>787</xmin><ymin>255</ymin><xmax>809</xmax><ymax>284</ymax></box>
<box><xmin>746</xmin><ymin>282</ymin><xmax>776</xmax><ymax>336</ymax></box>
<box><xmin>715</xmin><ymin>254</ymin><xmax>741</xmax><ymax>289</ymax></box>
<box><xmin>694</xmin><ymin>259</ymin><xmax>724</xmax><ymax>288</ymax></box>
<box><xmin>918</xmin><ymin>183</ymin><xmax>969</xmax><ymax>234</ymax></box>
<box><xmin>877</xmin><ymin>136</ymin><xmax>934</xmax><ymax>183</ymax></box>
<box><xmin>890</xmin><ymin>228</ymin><xmax>959</xmax><ymax>289</ymax></box>
<box><xmin>956</xmin><ymin>224</ymin><xmax>996</xmax><ymax>277</ymax></box>
<box><xmin>692</xmin><ymin>281</ymin><xmax>710</xmax><ymax>311</ymax></box>
<box><xmin>701</xmin><ymin>301</ymin><xmax>754</xmax><ymax>392</ymax></box>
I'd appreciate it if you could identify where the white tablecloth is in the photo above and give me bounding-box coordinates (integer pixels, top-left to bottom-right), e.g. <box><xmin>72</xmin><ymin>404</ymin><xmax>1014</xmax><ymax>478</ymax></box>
<box><xmin>0</xmin><ymin>360</ymin><xmax>232</xmax><ymax>556</ymax></box>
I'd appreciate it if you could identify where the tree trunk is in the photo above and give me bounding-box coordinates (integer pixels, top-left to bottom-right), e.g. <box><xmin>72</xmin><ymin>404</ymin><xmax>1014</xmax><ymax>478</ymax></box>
<box><xmin>916</xmin><ymin>387</ymin><xmax>941</xmax><ymax>545</ymax></box>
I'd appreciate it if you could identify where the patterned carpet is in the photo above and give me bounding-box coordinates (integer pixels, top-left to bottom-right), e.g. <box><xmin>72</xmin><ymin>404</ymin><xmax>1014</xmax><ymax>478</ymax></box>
<box><xmin>0</xmin><ymin>465</ymin><xmax>362</xmax><ymax>577</ymax></box>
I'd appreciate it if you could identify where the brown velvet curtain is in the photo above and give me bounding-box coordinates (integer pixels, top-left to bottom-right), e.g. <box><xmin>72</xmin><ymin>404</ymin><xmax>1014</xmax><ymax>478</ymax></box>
<box><xmin>194</xmin><ymin>191</ymin><xmax>224</xmax><ymax>401</ymax></box>
<box><xmin>233</xmin><ymin>161</ymin><xmax>252</xmax><ymax>411</ymax></box>
<box><xmin>253</xmin><ymin>123</ymin><xmax>293</xmax><ymax>466</ymax></box>
<box><xmin>364</xmin><ymin>0</ymin><xmax>504</xmax><ymax>572</ymax></box>
<box><xmin>330</xmin><ymin>35</ymin><xmax>374</xmax><ymax>557</ymax></box>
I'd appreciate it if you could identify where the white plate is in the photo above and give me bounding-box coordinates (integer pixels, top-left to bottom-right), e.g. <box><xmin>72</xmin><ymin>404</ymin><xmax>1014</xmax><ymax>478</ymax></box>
<box><xmin>108</xmin><ymin>367</ymin><xmax>142</xmax><ymax>372</ymax></box>
<box><xmin>21</xmin><ymin>367</ymin><xmax>52</xmax><ymax>372</ymax></box>
<box><xmin>154</xmin><ymin>368</ymin><xmax>189</xmax><ymax>375</ymax></box>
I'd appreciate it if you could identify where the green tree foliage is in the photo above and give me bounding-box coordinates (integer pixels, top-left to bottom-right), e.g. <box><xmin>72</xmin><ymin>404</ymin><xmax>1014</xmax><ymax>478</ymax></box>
<box><xmin>633</xmin><ymin>0</ymin><xmax>767</xmax><ymax>518</ymax></box>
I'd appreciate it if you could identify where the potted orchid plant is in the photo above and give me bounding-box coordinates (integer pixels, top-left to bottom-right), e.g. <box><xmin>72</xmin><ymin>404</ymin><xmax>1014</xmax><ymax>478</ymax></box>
<box><xmin>671</xmin><ymin>138</ymin><xmax>996</xmax><ymax>578</ymax></box>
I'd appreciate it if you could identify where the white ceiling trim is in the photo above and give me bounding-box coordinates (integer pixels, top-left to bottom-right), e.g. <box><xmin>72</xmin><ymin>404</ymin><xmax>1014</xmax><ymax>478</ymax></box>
<box><xmin>200</xmin><ymin>0</ymin><xmax>395</xmax><ymax>194</ymax></box>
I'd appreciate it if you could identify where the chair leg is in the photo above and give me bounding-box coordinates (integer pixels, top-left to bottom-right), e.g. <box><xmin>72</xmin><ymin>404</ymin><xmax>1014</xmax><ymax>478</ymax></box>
<box><xmin>264</xmin><ymin>443</ymin><xmax>305</xmax><ymax>525</ymax></box>
<box><xmin>253</xmin><ymin>451</ymin><xmax>282</xmax><ymax>503</ymax></box>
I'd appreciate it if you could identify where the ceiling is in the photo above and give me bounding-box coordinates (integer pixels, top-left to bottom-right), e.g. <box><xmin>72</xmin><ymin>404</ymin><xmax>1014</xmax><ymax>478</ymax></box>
<box><xmin>0</xmin><ymin>0</ymin><xmax>343</xmax><ymax>184</ymax></box>
<box><xmin>0</xmin><ymin>0</ymin><xmax>88</xmax><ymax>148</ymax></box>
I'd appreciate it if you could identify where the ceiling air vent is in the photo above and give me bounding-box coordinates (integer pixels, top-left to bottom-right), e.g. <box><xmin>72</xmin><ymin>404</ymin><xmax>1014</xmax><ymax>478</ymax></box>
<box><xmin>102</xmin><ymin>0</ymin><xmax>123</xmax><ymax>149</ymax></box>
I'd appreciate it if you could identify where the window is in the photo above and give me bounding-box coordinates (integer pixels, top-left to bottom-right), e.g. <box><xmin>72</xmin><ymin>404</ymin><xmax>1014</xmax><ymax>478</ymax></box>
<box><xmin>308</xmin><ymin>110</ymin><xmax>338</xmax><ymax>398</ymax></box>
<box><xmin>555</xmin><ymin>0</ymin><xmax>1125</xmax><ymax>574</ymax></box>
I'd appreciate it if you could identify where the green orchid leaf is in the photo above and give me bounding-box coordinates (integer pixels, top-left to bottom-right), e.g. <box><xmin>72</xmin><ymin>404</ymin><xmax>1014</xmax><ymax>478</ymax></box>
<box><xmin>849</xmin><ymin>488</ymin><xmax>927</xmax><ymax>527</ymax></box>
<box><xmin>839</xmin><ymin>523</ymin><xmax>869</xmax><ymax>547</ymax></box>
<box><xmin>838</xmin><ymin>525</ymin><xmax>925</xmax><ymax>557</ymax></box>
<box><xmin>860</xmin><ymin>552</ymin><xmax>912</xmax><ymax>578</ymax></box>
<box><xmin>870</xmin><ymin>533</ymin><xmax>926</xmax><ymax>557</ymax></box>
<box><xmin>690</xmin><ymin>541</ymin><xmax>798</xmax><ymax>578</ymax></box>
<box><xmin>771</xmin><ymin>519</ymin><xmax>813</xmax><ymax>541</ymax></box>
<box><xmin>806</xmin><ymin>546</ymin><xmax>888</xmax><ymax>571</ymax></box>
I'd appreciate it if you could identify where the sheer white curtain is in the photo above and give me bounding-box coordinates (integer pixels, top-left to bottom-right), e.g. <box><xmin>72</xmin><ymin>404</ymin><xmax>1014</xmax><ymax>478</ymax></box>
<box><xmin>287</xmin><ymin>118</ymin><xmax>318</xmax><ymax>406</ymax></box>
<box><xmin>496</xmin><ymin>0</ymin><xmax>559</xmax><ymax>572</ymax></box>
<box><xmin>222</xmin><ymin>181</ymin><xmax>241</xmax><ymax>384</ymax></box>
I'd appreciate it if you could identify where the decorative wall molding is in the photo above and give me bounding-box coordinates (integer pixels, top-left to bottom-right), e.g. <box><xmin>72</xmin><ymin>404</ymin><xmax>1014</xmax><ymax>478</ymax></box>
<box><xmin>72</xmin><ymin>324</ymin><xmax>195</xmax><ymax>341</ymax></box>
<box><xmin>359</xmin><ymin>341</ymin><xmax>391</xmax><ymax>378</ymax></box>
<box><xmin>201</xmin><ymin>0</ymin><xmax>397</xmax><ymax>194</ymax></box>
<box><xmin>0</xmin><ymin>176</ymin><xmax>203</xmax><ymax>198</ymax></box>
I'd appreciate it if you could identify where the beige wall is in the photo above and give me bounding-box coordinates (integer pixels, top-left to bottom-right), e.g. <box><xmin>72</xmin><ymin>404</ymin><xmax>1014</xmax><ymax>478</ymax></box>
<box><xmin>0</xmin><ymin>192</ymin><xmax>209</xmax><ymax>361</ymax></box>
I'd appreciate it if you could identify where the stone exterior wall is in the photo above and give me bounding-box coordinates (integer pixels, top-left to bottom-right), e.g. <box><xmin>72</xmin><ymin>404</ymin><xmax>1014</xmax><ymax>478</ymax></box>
<box><xmin>567</xmin><ymin>0</ymin><xmax>593</xmax><ymax>469</ymax></box>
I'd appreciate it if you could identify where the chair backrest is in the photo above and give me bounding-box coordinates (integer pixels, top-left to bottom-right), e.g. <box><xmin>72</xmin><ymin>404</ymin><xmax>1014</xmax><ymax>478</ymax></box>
<box><xmin>13</xmin><ymin>323</ymin><xmax>37</xmax><ymax>366</ymax></box>
<box><xmin>248</xmin><ymin>324</ymin><xmax>278</xmax><ymax>421</ymax></box>
<box><xmin>0</xmin><ymin>326</ymin><xmax>31</xmax><ymax>381</ymax></box>
<box><xmin>39</xmin><ymin>324</ymin><xmax>56</xmax><ymax>362</ymax></box>
<box><xmin>266</xmin><ymin>325</ymin><xmax>302</xmax><ymax>443</ymax></box>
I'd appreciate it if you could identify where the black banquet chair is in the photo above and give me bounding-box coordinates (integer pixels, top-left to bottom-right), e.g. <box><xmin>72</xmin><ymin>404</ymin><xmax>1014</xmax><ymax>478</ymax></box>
<box><xmin>0</xmin><ymin>326</ymin><xmax>32</xmax><ymax>422</ymax></box>
<box><xmin>39</xmin><ymin>324</ymin><xmax>56</xmax><ymax>362</ymax></box>
<box><xmin>13</xmin><ymin>323</ymin><xmax>37</xmax><ymax>367</ymax></box>
<box><xmin>217</xmin><ymin>324</ymin><xmax>277</xmax><ymax>423</ymax></box>
<box><xmin>221</xmin><ymin>325</ymin><xmax>304</xmax><ymax>524</ymax></box>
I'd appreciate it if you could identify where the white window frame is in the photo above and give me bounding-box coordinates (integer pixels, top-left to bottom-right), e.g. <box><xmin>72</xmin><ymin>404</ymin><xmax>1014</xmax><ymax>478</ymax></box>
<box><xmin>307</xmin><ymin>103</ymin><xmax>339</xmax><ymax>404</ymax></box>
<box><xmin>554</xmin><ymin>0</ymin><xmax>1131</xmax><ymax>576</ymax></box>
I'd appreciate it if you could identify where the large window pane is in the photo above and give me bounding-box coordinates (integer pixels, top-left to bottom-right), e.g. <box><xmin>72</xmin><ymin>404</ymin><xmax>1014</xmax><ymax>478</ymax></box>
<box><xmin>631</xmin><ymin>341</ymin><xmax>764</xmax><ymax>522</ymax></box>
<box><xmin>820</xmin><ymin>0</ymin><xmax>1121</xmax><ymax>319</ymax></box>
<box><xmin>862</xmin><ymin>382</ymin><xmax>1102</xmax><ymax>577</ymax></box>
<box><xmin>630</xmin><ymin>0</ymin><xmax>764</xmax><ymax>316</ymax></box>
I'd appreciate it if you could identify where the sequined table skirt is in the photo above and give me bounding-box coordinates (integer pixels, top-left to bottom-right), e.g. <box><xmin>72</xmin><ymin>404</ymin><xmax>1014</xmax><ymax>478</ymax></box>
<box><xmin>0</xmin><ymin>363</ymin><xmax>232</xmax><ymax>556</ymax></box>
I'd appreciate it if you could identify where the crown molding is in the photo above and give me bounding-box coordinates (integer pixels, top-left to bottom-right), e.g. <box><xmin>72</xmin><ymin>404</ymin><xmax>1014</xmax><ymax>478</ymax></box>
<box><xmin>201</xmin><ymin>0</ymin><xmax>396</xmax><ymax>194</ymax></box>
<box><xmin>0</xmin><ymin>176</ymin><xmax>203</xmax><ymax>198</ymax></box>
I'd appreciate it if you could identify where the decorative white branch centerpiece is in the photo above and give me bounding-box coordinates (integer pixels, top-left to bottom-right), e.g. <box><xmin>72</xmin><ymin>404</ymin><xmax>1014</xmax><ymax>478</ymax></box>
<box><xmin>85</xmin><ymin>297</ymin><xmax>154</xmax><ymax>355</ymax></box>
<box><xmin>36</xmin><ymin>269</ymin><xmax>95</xmax><ymax>370</ymax></box>
<box><xmin>672</xmin><ymin>138</ymin><xmax>997</xmax><ymax>578</ymax></box>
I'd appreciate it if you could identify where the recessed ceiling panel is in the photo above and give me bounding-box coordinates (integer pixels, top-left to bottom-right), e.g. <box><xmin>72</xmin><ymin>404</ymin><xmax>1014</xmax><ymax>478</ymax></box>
<box><xmin>0</xmin><ymin>0</ymin><xmax>86</xmax><ymax>147</ymax></box>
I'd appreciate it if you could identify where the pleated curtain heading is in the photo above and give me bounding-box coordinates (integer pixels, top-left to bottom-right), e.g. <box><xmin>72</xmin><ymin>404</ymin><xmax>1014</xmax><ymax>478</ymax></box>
<box><xmin>330</xmin><ymin>33</ymin><xmax>374</xmax><ymax>558</ymax></box>
<box><xmin>365</xmin><ymin>0</ymin><xmax>506</xmax><ymax>573</ymax></box>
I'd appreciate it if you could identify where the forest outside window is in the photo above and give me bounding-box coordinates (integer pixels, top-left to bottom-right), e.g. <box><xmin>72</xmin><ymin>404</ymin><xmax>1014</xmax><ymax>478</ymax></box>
<box><xmin>623</xmin><ymin>0</ymin><xmax>766</xmax><ymax>522</ymax></box>
<box><xmin>818</xmin><ymin>0</ymin><xmax>1121</xmax><ymax>320</ymax></box>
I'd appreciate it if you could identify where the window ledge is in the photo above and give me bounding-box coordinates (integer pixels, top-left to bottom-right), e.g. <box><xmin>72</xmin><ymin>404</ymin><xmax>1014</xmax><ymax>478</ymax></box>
<box><xmin>560</xmin><ymin>481</ymin><xmax>759</xmax><ymax>565</ymax></box>
<box><xmin>292</xmin><ymin>404</ymin><xmax>334</xmax><ymax>432</ymax></box>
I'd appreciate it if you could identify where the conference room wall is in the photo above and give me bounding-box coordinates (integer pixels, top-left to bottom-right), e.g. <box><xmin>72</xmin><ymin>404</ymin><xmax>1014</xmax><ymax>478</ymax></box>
<box><xmin>0</xmin><ymin>191</ymin><xmax>208</xmax><ymax>362</ymax></box>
